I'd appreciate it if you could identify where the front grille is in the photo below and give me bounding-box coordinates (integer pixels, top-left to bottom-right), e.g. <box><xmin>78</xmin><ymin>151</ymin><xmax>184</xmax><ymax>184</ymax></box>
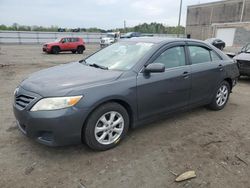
<box><xmin>15</xmin><ymin>94</ymin><xmax>35</xmax><ymax>109</ymax></box>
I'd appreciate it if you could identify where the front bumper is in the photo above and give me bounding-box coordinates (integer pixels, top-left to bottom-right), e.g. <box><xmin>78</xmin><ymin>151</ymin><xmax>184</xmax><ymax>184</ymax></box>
<box><xmin>100</xmin><ymin>43</ymin><xmax>111</xmax><ymax>47</ymax></box>
<box><xmin>13</xmin><ymin>105</ymin><xmax>89</xmax><ymax>146</ymax></box>
<box><xmin>42</xmin><ymin>46</ymin><xmax>51</xmax><ymax>53</ymax></box>
<box><xmin>13</xmin><ymin>87</ymin><xmax>89</xmax><ymax>146</ymax></box>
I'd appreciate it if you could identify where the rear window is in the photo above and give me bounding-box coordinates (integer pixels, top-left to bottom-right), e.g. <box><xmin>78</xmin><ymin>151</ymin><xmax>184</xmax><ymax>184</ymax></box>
<box><xmin>188</xmin><ymin>46</ymin><xmax>211</xmax><ymax>64</ymax></box>
<box><xmin>71</xmin><ymin>38</ymin><xmax>79</xmax><ymax>42</ymax></box>
<box><xmin>210</xmin><ymin>51</ymin><xmax>222</xmax><ymax>61</ymax></box>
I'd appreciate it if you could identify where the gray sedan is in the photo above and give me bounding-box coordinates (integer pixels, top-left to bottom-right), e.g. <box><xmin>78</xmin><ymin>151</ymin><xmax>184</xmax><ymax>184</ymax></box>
<box><xmin>13</xmin><ymin>38</ymin><xmax>239</xmax><ymax>151</ymax></box>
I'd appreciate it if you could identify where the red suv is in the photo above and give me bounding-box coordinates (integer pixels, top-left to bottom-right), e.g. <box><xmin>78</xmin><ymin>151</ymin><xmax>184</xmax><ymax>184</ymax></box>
<box><xmin>43</xmin><ymin>37</ymin><xmax>85</xmax><ymax>54</ymax></box>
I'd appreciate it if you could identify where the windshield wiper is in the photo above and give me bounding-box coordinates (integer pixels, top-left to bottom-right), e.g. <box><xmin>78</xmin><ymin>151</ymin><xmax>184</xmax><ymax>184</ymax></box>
<box><xmin>79</xmin><ymin>59</ymin><xmax>86</xmax><ymax>63</ymax></box>
<box><xmin>89</xmin><ymin>63</ymin><xmax>109</xmax><ymax>70</ymax></box>
<box><xmin>79</xmin><ymin>60</ymin><xmax>108</xmax><ymax>70</ymax></box>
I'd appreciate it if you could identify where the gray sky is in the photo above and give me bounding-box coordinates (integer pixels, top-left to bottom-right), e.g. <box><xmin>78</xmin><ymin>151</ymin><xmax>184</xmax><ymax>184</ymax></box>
<box><xmin>0</xmin><ymin>0</ymin><xmax>218</xmax><ymax>29</ymax></box>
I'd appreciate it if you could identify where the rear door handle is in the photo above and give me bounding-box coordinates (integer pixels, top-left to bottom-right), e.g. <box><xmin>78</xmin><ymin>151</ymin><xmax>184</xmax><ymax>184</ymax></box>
<box><xmin>218</xmin><ymin>64</ymin><xmax>223</xmax><ymax>71</ymax></box>
<box><xmin>182</xmin><ymin>71</ymin><xmax>189</xmax><ymax>79</ymax></box>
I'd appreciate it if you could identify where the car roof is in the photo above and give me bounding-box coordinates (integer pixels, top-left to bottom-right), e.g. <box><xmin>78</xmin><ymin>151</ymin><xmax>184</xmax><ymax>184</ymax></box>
<box><xmin>62</xmin><ymin>37</ymin><xmax>81</xmax><ymax>38</ymax></box>
<box><xmin>120</xmin><ymin>37</ymin><xmax>206</xmax><ymax>45</ymax></box>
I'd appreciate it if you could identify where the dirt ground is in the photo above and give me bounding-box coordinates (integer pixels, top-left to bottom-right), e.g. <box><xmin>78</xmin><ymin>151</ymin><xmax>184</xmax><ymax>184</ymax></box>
<box><xmin>0</xmin><ymin>44</ymin><xmax>250</xmax><ymax>188</ymax></box>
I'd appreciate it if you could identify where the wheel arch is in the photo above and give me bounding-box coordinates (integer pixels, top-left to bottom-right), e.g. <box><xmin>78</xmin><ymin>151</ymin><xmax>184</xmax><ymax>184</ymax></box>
<box><xmin>52</xmin><ymin>45</ymin><xmax>60</xmax><ymax>50</ymax></box>
<box><xmin>224</xmin><ymin>78</ymin><xmax>233</xmax><ymax>92</ymax></box>
<box><xmin>77</xmin><ymin>45</ymin><xmax>85</xmax><ymax>50</ymax></box>
<box><xmin>81</xmin><ymin>98</ymin><xmax>135</xmax><ymax>141</ymax></box>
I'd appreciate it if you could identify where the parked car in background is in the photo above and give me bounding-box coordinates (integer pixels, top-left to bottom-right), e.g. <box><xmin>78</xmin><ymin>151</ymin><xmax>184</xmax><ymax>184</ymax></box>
<box><xmin>43</xmin><ymin>37</ymin><xmax>85</xmax><ymax>54</ymax></box>
<box><xmin>233</xmin><ymin>43</ymin><xmax>250</xmax><ymax>77</ymax></box>
<box><xmin>57</xmin><ymin>28</ymin><xmax>66</xmax><ymax>32</ymax></box>
<box><xmin>14</xmin><ymin>38</ymin><xmax>239</xmax><ymax>151</ymax></box>
<box><xmin>120</xmin><ymin>32</ymin><xmax>141</xmax><ymax>38</ymax></box>
<box><xmin>100</xmin><ymin>32</ymin><xmax>120</xmax><ymax>48</ymax></box>
<box><xmin>205</xmin><ymin>38</ymin><xmax>226</xmax><ymax>50</ymax></box>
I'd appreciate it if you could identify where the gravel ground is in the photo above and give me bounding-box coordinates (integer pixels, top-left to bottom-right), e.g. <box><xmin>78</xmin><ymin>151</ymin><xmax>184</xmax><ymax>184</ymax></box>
<box><xmin>0</xmin><ymin>44</ymin><xmax>250</xmax><ymax>188</ymax></box>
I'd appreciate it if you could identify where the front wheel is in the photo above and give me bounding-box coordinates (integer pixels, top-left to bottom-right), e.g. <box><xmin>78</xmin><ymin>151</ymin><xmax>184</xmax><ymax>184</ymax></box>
<box><xmin>83</xmin><ymin>102</ymin><xmax>129</xmax><ymax>151</ymax></box>
<box><xmin>208</xmin><ymin>81</ymin><xmax>230</xmax><ymax>111</ymax></box>
<box><xmin>51</xmin><ymin>46</ymin><xmax>60</xmax><ymax>54</ymax></box>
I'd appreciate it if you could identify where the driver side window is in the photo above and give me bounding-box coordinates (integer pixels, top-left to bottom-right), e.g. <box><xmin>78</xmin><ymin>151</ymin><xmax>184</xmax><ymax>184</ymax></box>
<box><xmin>153</xmin><ymin>46</ymin><xmax>186</xmax><ymax>69</ymax></box>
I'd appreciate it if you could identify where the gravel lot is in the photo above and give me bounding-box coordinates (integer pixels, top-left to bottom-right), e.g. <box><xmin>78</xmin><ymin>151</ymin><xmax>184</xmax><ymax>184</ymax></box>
<box><xmin>0</xmin><ymin>44</ymin><xmax>250</xmax><ymax>188</ymax></box>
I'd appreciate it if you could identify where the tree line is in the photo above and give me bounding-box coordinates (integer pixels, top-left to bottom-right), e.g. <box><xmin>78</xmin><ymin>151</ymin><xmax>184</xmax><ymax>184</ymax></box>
<box><xmin>119</xmin><ymin>22</ymin><xmax>185</xmax><ymax>34</ymax></box>
<box><xmin>0</xmin><ymin>22</ymin><xmax>185</xmax><ymax>34</ymax></box>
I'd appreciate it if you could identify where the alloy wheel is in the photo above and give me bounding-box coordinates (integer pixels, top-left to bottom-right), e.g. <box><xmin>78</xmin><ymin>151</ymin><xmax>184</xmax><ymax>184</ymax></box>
<box><xmin>94</xmin><ymin>111</ymin><xmax>124</xmax><ymax>145</ymax></box>
<box><xmin>216</xmin><ymin>85</ymin><xmax>228</xmax><ymax>107</ymax></box>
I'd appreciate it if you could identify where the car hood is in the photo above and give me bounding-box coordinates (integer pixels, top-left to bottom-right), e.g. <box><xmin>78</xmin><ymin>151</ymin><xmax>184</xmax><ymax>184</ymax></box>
<box><xmin>20</xmin><ymin>62</ymin><xmax>123</xmax><ymax>97</ymax></box>
<box><xmin>101</xmin><ymin>37</ymin><xmax>114</xmax><ymax>40</ymax></box>
<box><xmin>234</xmin><ymin>53</ymin><xmax>250</xmax><ymax>61</ymax></box>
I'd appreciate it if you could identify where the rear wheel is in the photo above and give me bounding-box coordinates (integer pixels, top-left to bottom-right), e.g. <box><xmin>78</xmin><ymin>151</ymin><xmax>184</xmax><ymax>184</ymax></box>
<box><xmin>208</xmin><ymin>81</ymin><xmax>230</xmax><ymax>110</ymax></box>
<box><xmin>52</xmin><ymin>46</ymin><xmax>60</xmax><ymax>54</ymax></box>
<box><xmin>77</xmin><ymin>46</ymin><xmax>84</xmax><ymax>54</ymax></box>
<box><xmin>84</xmin><ymin>102</ymin><xmax>129</xmax><ymax>151</ymax></box>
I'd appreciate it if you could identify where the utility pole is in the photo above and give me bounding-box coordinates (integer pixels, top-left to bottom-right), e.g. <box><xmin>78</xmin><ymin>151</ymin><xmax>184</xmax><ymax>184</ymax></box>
<box><xmin>240</xmin><ymin>0</ymin><xmax>246</xmax><ymax>22</ymax></box>
<box><xmin>177</xmin><ymin>0</ymin><xmax>183</xmax><ymax>38</ymax></box>
<box><xmin>124</xmin><ymin>20</ymin><xmax>126</xmax><ymax>32</ymax></box>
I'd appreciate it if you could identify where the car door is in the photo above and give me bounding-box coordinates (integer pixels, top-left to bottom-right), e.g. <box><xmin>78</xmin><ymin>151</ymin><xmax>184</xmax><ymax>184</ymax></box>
<box><xmin>60</xmin><ymin>38</ymin><xmax>70</xmax><ymax>50</ymax></box>
<box><xmin>187</xmin><ymin>43</ymin><xmax>224</xmax><ymax>105</ymax></box>
<box><xmin>136</xmin><ymin>43</ymin><xmax>191</xmax><ymax>120</ymax></box>
<box><xmin>67</xmin><ymin>38</ymin><xmax>75</xmax><ymax>50</ymax></box>
<box><xmin>70</xmin><ymin>38</ymin><xmax>77</xmax><ymax>49</ymax></box>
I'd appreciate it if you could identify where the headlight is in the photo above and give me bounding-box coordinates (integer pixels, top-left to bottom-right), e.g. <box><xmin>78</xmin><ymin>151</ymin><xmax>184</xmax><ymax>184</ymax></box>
<box><xmin>30</xmin><ymin>96</ymin><xmax>82</xmax><ymax>111</ymax></box>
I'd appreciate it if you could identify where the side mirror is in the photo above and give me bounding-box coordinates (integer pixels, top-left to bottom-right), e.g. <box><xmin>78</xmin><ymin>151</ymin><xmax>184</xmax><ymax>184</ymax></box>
<box><xmin>61</xmin><ymin>40</ymin><xmax>65</xmax><ymax>43</ymax></box>
<box><xmin>144</xmin><ymin>63</ymin><xmax>165</xmax><ymax>73</ymax></box>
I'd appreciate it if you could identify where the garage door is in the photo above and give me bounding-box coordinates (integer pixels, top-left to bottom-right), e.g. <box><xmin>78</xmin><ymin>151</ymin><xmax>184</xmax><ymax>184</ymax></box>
<box><xmin>216</xmin><ymin>28</ymin><xmax>236</xmax><ymax>47</ymax></box>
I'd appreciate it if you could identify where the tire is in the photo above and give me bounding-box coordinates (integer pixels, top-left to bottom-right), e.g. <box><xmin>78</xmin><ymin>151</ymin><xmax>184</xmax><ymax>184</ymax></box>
<box><xmin>208</xmin><ymin>81</ymin><xmax>230</xmax><ymax>111</ymax></box>
<box><xmin>84</xmin><ymin>102</ymin><xmax>129</xmax><ymax>151</ymax></box>
<box><xmin>72</xmin><ymin>50</ymin><xmax>76</xmax><ymax>54</ymax></box>
<box><xmin>77</xmin><ymin>46</ymin><xmax>84</xmax><ymax>54</ymax></box>
<box><xmin>52</xmin><ymin>46</ymin><xmax>60</xmax><ymax>54</ymax></box>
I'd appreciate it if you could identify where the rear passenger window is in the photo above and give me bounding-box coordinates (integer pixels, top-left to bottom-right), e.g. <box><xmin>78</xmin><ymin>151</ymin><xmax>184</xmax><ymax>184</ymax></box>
<box><xmin>153</xmin><ymin>46</ymin><xmax>186</xmax><ymax>69</ymax></box>
<box><xmin>71</xmin><ymin>38</ymin><xmax>78</xmax><ymax>42</ymax></box>
<box><xmin>188</xmin><ymin>46</ymin><xmax>211</xmax><ymax>64</ymax></box>
<box><xmin>210</xmin><ymin>51</ymin><xmax>222</xmax><ymax>61</ymax></box>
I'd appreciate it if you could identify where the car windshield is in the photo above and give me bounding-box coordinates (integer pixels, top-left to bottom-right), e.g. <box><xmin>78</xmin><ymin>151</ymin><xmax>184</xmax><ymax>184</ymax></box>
<box><xmin>54</xmin><ymin>38</ymin><xmax>61</xmax><ymax>42</ymax></box>
<box><xmin>242</xmin><ymin>44</ymin><xmax>250</xmax><ymax>53</ymax></box>
<box><xmin>106</xmin><ymin>34</ymin><xmax>115</xmax><ymax>38</ymax></box>
<box><xmin>85</xmin><ymin>42</ymin><xmax>154</xmax><ymax>70</ymax></box>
